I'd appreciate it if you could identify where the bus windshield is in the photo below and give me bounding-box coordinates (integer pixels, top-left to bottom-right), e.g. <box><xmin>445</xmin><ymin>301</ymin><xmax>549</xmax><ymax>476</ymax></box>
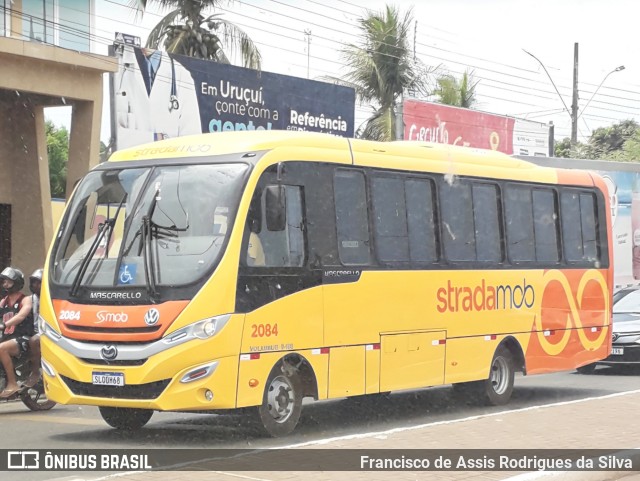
<box><xmin>52</xmin><ymin>163</ymin><xmax>248</xmax><ymax>290</ymax></box>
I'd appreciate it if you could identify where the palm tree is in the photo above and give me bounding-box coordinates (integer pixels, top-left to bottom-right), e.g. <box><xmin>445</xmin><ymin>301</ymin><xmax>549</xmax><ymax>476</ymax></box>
<box><xmin>434</xmin><ymin>69</ymin><xmax>479</xmax><ymax>108</ymax></box>
<box><xmin>323</xmin><ymin>5</ymin><xmax>432</xmax><ymax>141</ymax></box>
<box><xmin>132</xmin><ymin>0</ymin><xmax>261</xmax><ymax>69</ymax></box>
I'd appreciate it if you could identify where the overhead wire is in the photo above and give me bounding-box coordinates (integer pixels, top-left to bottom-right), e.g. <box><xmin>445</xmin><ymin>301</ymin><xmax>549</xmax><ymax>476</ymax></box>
<box><xmin>9</xmin><ymin>0</ymin><xmax>639</xmax><ymax>139</ymax></box>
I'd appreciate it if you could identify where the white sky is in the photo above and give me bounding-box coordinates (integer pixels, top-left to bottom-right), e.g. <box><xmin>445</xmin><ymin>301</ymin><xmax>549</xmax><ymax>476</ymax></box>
<box><xmin>45</xmin><ymin>0</ymin><xmax>640</xmax><ymax>145</ymax></box>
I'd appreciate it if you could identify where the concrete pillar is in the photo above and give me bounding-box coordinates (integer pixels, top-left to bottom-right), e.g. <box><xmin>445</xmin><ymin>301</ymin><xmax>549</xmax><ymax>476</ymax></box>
<box><xmin>4</xmin><ymin>97</ymin><xmax>51</xmax><ymax>277</ymax></box>
<box><xmin>67</xmin><ymin>94</ymin><xmax>103</xmax><ymax>198</ymax></box>
<box><xmin>0</xmin><ymin>94</ymin><xmax>14</xmax><ymax>205</ymax></box>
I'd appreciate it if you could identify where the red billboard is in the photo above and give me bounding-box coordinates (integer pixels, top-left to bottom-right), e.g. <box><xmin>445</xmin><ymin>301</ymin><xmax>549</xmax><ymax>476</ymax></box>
<box><xmin>403</xmin><ymin>99</ymin><xmax>515</xmax><ymax>154</ymax></box>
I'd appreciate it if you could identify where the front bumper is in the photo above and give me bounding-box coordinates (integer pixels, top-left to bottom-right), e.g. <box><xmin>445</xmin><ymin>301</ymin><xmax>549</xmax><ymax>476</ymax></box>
<box><xmin>598</xmin><ymin>343</ymin><xmax>640</xmax><ymax>365</ymax></box>
<box><xmin>41</xmin><ymin>334</ymin><xmax>240</xmax><ymax>411</ymax></box>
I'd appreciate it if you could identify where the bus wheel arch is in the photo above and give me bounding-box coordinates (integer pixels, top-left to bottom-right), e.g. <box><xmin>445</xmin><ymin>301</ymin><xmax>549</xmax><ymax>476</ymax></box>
<box><xmin>453</xmin><ymin>338</ymin><xmax>522</xmax><ymax>406</ymax></box>
<box><xmin>500</xmin><ymin>336</ymin><xmax>526</xmax><ymax>375</ymax></box>
<box><xmin>255</xmin><ymin>354</ymin><xmax>317</xmax><ymax>437</ymax></box>
<box><xmin>285</xmin><ymin>353</ymin><xmax>319</xmax><ymax>400</ymax></box>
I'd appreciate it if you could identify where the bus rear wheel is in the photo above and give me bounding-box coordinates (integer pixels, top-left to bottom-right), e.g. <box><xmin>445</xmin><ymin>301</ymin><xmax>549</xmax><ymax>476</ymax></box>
<box><xmin>484</xmin><ymin>346</ymin><xmax>515</xmax><ymax>405</ymax></box>
<box><xmin>255</xmin><ymin>366</ymin><xmax>303</xmax><ymax>437</ymax></box>
<box><xmin>453</xmin><ymin>346</ymin><xmax>514</xmax><ymax>406</ymax></box>
<box><xmin>99</xmin><ymin>406</ymin><xmax>153</xmax><ymax>430</ymax></box>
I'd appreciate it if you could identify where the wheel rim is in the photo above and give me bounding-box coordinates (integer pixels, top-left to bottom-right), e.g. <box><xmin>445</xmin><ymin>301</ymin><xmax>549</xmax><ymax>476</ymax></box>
<box><xmin>490</xmin><ymin>356</ymin><xmax>509</xmax><ymax>395</ymax></box>
<box><xmin>266</xmin><ymin>375</ymin><xmax>295</xmax><ymax>424</ymax></box>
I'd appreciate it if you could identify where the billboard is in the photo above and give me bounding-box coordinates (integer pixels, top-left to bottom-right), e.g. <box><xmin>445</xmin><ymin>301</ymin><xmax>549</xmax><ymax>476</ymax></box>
<box><xmin>591</xmin><ymin>169</ymin><xmax>640</xmax><ymax>287</ymax></box>
<box><xmin>112</xmin><ymin>42</ymin><xmax>355</xmax><ymax>150</ymax></box>
<box><xmin>402</xmin><ymin>99</ymin><xmax>550</xmax><ymax>156</ymax></box>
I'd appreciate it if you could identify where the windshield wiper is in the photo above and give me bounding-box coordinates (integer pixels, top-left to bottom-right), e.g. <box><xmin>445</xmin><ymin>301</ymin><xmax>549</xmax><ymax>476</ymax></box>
<box><xmin>69</xmin><ymin>194</ymin><xmax>127</xmax><ymax>297</ymax></box>
<box><xmin>120</xmin><ymin>186</ymin><xmax>190</xmax><ymax>300</ymax></box>
<box><xmin>142</xmin><ymin>187</ymin><xmax>161</xmax><ymax>300</ymax></box>
<box><xmin>141</xmin><ymin>214</ymin><xmax>157</xmax><ymax>300</ymax></box>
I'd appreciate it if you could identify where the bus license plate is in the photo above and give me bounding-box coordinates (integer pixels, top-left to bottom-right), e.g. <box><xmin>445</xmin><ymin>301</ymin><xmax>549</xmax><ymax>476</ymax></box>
<box><xmin>92</xmin><ymin>372</ymin><xmax>124</xmax><ymax>386</ymax></box>
<box><xmin>611</xmin><ymin>347</ymin><xmax>624</xmax><ymax>356</ymax></box>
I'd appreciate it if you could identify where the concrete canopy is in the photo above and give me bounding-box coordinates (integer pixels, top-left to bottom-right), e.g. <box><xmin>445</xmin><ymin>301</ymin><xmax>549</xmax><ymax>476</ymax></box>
<box><xmin>0</xmin><ymin>36</ymin><xmax>118</xmax><ymax>277</ymax></box>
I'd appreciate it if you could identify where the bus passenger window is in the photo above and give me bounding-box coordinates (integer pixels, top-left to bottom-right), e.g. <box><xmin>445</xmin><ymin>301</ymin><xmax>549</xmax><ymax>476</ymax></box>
<box><xmin>334</xmin><ymin>170</ymin><xmax>371</xmax><ymax>265</ymax></box>
<box><xmin>439</xmin><ymin>179</ymin><xmax>475</xmax><ymax>261</ymax></box>
<box><xmin>504</xmin><ymin>185</ymin><xmax>535</xmax><ymax>262</ymax></box>
<box><xmin>561</xmin><ymin>191</ymin><xmax>599</xmax><ymax>263</ymax></box>
<box><xmin>532</xmin><ymin>189</ymin><xmax>560</xmax><ymax>262</ymax></box>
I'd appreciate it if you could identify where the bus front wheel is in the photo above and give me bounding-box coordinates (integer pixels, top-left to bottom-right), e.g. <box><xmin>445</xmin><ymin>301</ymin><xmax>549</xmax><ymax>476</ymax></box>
<box><xmin>256</xmin><ymin>365</ymin><xmax>303</xmax><ymax>437</ymax></box>
<box><xmin>99</xmin><ymin>406</ymin><xmax>153</xmax><ymax>430</ymax></box>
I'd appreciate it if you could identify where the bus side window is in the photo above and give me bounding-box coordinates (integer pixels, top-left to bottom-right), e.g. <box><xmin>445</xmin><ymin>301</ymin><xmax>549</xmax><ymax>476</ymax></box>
<box><xmin>334</xmin><ymin>170</ymin><xmax>371</xmax><ymax>265</ymax></box>
<box><xmin>247</xmin><ymin>185</ymin><xmax>305</xmax><ymax>268</ymax></box>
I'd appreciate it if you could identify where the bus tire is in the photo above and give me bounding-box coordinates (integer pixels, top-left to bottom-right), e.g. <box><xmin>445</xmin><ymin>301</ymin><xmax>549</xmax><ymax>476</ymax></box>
<box><xmin>483</xmin><ymin>346</ymin><xmax>515</xmax><ymax>406</ymax></box>
<box><xmin>256</xmin><ymin>364</ymin><xmax>303</xmax><ymax>437</ymax></box>
<box><xmin>99</xmin><ymin>406</ymin><xmax>153</xmax><ymax>430</ymax></box>
<box><xmin>576</xmin><ymin>363</ymin><xmax>597</xmax><ymax>374</ymax></box>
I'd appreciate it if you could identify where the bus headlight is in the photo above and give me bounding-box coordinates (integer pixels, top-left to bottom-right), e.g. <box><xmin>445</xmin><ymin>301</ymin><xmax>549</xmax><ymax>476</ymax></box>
<box><xmin>195</xmin><ymin>319</ymin><xmax>217</xmax><ymax>339</ymax></box>
<box><xmin>165</xmin><ymin>314</ymin><xmax>231</xmax><ymax>344</ymax></box>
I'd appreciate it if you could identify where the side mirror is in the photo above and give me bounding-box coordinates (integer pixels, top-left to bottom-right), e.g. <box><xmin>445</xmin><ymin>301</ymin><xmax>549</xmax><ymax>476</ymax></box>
<box><xmin>265</xmin><ymin>185</ymin><xmax>286</xmax><ymax>231</ymax></box>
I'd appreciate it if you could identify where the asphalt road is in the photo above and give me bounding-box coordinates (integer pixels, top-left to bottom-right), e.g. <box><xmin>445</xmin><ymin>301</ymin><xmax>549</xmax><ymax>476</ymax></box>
<box><xmin>1</xmin><ymin>364</ymin><xmax>638</xmax><ymax>481</ymax></box>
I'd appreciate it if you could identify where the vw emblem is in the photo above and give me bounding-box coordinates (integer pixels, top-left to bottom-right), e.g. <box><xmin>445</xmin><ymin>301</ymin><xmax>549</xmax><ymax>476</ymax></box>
<box><xmin>144</xmin><ymin>308</ymin><xmax>160</xmax><ymax>326</ymax></box>
<box><xmin>612</xmin><ymin>333</ymin><xmax>620</xmax><ymax>342</ymax></box>
<box><xmin>101</xmin><ymin>345</ymin><xmax>118</xmax><ymax>361</ymax></box>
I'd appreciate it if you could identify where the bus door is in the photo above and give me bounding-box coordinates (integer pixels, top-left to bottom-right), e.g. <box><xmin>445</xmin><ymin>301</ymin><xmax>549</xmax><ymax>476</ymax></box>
<box><xmin>235</xmin><ymin>173</ymin><xmax>324</xmax><ymax>403</ymax></box>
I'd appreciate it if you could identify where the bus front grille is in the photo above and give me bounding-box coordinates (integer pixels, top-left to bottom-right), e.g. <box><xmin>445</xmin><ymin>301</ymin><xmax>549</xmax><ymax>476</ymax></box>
<box><xmin>65</xmin><ymin>324</ymin><xmax>161</xmax><ymax>334</ymax></box>
<box><xmin>60</xmin><ymin>376</ymin><xmax>170</xmax><ymax>400</ymax></box>
<box><xmin>79</xmin><ymin>358</ymin><xmax>148</xmax><ymax>367</ymax></box>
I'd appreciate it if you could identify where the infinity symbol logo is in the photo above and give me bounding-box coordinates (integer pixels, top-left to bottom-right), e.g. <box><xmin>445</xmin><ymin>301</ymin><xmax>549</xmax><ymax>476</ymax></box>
<box><xmin>534</xmin><ymin>270</ymin><xmax>610</xmax><ymax>355</ymax></box>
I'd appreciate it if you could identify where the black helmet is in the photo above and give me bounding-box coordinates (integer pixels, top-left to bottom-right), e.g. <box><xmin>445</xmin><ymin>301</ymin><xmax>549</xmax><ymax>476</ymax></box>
<box><xmin>0</xmin><ymin>267</ymin><xmax>25</xmax><ymax>292</ymax></box>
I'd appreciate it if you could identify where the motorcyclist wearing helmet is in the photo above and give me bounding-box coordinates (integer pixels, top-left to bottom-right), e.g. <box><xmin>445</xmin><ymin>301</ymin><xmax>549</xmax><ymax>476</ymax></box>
<box><xmin>0</xmin><ymin>267</ymin><xmax>34</xmax><ymax>398</ymax></box>
<box><xmin>24</xmin><ymin>269</ymin><xmax>43</xmax><ymax>388</ymax></box>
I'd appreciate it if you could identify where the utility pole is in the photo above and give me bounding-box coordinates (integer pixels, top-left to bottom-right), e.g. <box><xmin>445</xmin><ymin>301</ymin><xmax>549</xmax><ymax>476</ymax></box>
<box><xmin>571</xmin><ymin>43</ymin><xmax>579</xmax><ymax>146</ymax></box>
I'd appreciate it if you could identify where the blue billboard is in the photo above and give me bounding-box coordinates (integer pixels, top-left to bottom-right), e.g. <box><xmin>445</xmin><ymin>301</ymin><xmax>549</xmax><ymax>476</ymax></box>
<box><xmin>113</xmin><ymin>45</ymin><xmax>355</xmax><ymax>150</ymax></box>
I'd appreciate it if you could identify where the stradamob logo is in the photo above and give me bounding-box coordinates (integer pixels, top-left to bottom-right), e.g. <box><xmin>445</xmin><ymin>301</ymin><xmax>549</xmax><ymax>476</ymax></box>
<box><xmin>8</xmin><ymin>451</ymin><xmax>40</xmax><ymax>469</ymax></box>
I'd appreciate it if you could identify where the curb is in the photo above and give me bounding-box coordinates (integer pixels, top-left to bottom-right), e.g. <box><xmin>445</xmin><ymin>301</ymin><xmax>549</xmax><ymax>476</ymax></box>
<box><xmin>505</xmin><ymin>470</ymin><xmax>634</xmax><ymax>481</ymax></box>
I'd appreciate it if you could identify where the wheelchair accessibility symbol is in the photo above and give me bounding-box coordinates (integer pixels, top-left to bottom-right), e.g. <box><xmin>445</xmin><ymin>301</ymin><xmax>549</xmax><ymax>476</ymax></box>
<box><xmin>118</xmin><ymin>264</ymin><xmax>136</xmax><ymax>285</ymax></box>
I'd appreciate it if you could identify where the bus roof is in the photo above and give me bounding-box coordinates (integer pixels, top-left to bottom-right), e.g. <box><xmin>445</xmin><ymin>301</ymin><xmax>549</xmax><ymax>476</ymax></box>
<box><xmin>106</xmin><ymin>131</ymin><xmax>594</xmax><ymax>186</ymax></box>
<box><xmin>110</xmin><ymin>131</ymin><xmax>528</xmax><ymax>166</ymax></box>
<box><xmin>107</xmin><ymin>130</ymin><xmax>350</xmax><ymax>162</ymax></box>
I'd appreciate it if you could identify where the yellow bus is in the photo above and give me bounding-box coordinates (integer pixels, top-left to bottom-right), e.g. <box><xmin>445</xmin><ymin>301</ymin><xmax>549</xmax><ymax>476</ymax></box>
<box><xmin>40</xmin><ymin>131</ymin><xmax>613</xmax><ymax>436</ymax></box>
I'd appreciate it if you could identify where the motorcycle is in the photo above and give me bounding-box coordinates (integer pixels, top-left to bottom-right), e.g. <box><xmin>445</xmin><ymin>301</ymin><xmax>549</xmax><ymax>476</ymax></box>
<box><xmin>0</xmin><ymin>324</ymin><xmax>56</xmax><ymax>411</ymax></box>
